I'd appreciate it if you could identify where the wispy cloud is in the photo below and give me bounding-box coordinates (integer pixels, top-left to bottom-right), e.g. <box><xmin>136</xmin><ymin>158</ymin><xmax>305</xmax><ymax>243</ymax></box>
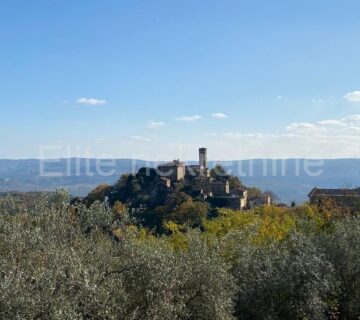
<box><xmin>344</xmin><ymin>91</ymin><xmax>360</xmax><ymax>103</ymax></box>
<box><xmin>286</xmin><ymin>122</ymin><xmax>325</xmax><ymax>133</ymax></box>
<box><xmin>130</xmin><ymin>135</ymin><xmax>151</xmax><ymax>142</ymax></box>
<box><xmin>317</xmin><ymin>119</ymin><xmax>346</xmax><ymax>127</ymax></box>
<box><xmin>312</xmin><ymin>98</ymin><xmax>324</xmax><ymax>104</ymax></box>
<box><xmin>205</xmin><ymin>114</ymin><xmax>360</xmax><ymax>158</ymax></box>
<box><xmin>285</xmin><ymin>116</ymin><xmax>360</xmax><ymax>134</ymax></box>
<box><xmin>77</xmin><ymin>97</ymin><xmax>107</xmax><ymax>106</ymax></box>
<box><xmin>147</xmin><ymin>120</ymin><xmax>165</xmax><ymax>129</ymax></box>
<box><xmin>176</xmin><ymin>115</ymin><xmax>203</xmax><ymax>122</ymax></box>
<box><xmin>343</xmin><ymin>114</ymin><xmax>360</xmax><ymax>122</ymax></box>
<box><xmin>211</xmin><ymin>113</ymin><xmax>229</xmax><ymax>119</ymax></box>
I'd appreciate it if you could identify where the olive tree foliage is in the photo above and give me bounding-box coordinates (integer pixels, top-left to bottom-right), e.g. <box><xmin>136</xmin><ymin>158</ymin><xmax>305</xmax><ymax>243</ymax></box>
<box><xmin>0</xmin><ymin>194</ymin><xmax>113</xmax><ymax>319</ymax></box>
<box><xmin>0</xmin><ymin>194</ymin><xmax>21</xmax><ymax>215</ymax></box>
<box><xmin>2</xmin><ymin>190</ymin><xmax>360</xmax><ymax>319</ymax></box>
<box><xmin>226</xmin><ymin>230</ymin><xmax>336</xmax><ymax>320</ymax></box>
<box><xmin>0</xmin><ymin>190</ymin><xmax>236</xmax><ymax>320</ymax></box>
<box><xmin>47</xmin><ymin>188</ymin><xmax>71</xmax><ymax>208</ymax></box>
<box><xmin>318</xmin><ymin>217</ymin><xmax>360</xmax><ymax>319</ymax></box>
<box><xmin>119</xmin><ymin>231</ymin><xmax>236</xmax><ymax>320</ymax></box>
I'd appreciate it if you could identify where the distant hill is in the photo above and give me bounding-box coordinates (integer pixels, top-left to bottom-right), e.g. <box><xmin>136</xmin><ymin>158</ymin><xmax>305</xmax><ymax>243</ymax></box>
<box><xmin>0</xmin><ymin>158</ymin><xmax>359</xmax><ymax>204</ymax></box>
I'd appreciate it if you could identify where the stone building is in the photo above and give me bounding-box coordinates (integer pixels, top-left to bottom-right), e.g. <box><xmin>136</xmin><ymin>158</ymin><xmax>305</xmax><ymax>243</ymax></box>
<box><xmin>208</xmin><ymin>189</ymin><xmax>248</xmax><ymax>211</ymax></box>
<box><xmin>156</xmin><ymin>147</ymin><xmax>249</xmax><ymax>210</ymax></box>
<box><xmin>199</xmin><ymin>147</ymin><xmax>207</xmax><ymax>169</ymax></box>
<box><xmin>211</xmin><ymin>179</ymin><xmax>230</xmax><ymax>196</ymax></box>
<box><xmin>209</xmin><ymin>180</ymin><xmax>248</xmax><ymax>210</ymax></box>
<box><xmin>159</xmin><ymin>177</ymin><xmax>171</xmax><ymax>188</ymax></box>
<box><xmin>185</xmin><ymin>147</ymin><xmax>210</xmax><ymax>178</ymax></box>
<box><xmin>231</xmin><ymin>187</ymin><xmax>248</xmax><ymax>209</ymax></box>
<box><xmin>248</xmin><ymin>194</ymin><xmax>271</xmax><ymax>209</ymax></box>
<box><xmin>308</xmin><ymin>187</ymin><xmax>360</xmax><ymax>212</ymax></box>
<box><xmin>157</xmin><ymin>159</ymin><xmax>186</xmax><ymax>182</ymax></box>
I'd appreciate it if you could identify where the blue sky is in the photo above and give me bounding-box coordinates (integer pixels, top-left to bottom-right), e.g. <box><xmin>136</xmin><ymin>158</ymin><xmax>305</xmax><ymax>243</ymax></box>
<box><xmin>1</xmin><ymin>0</ymin><xmax>360</xmax><ymax>160</ymax></box>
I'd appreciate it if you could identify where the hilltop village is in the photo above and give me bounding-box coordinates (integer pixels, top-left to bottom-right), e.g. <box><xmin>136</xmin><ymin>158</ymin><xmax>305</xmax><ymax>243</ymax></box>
<box><xmin>78</xmin><ymin>148</ymin><xmax>360</xmax><ymax>227</ymax></box>
<box><xmin>106</xmin><ymin>148</ymin><xmax>268</xmax><ymax>210</ymax></box>
<box><xmin>154</xmin><ymin>147</ymin><xmax>270</xmax><ymax>210</ymax></box>
<box><xmin>74</xmin><ymin>147</ymin><xmax>269</xmax><ymax>230</ymax></box>
<box><xmin>81</xmin><ymin>147</ymin><xmax>360</xmax><ymax>224</ymax></box>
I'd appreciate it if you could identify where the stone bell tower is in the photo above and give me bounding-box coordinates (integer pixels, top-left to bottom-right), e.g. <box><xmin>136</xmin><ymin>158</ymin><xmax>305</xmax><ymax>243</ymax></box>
<box><xmin>199</xmin><ymin>147</ymin><xmax>208</xmax><ymax>169</ymax></box>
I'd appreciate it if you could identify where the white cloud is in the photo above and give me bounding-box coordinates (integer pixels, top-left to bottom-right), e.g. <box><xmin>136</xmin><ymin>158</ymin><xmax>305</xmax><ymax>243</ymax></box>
<box><xmin>203</xmin><ymin>114</ymin><xmax>360</xmax><ymax>158</ymax></box>
<box><xmin>147</xmin><ymin>121</ymin><xmax>165</xmax><ymax>129</ymax></box>
<box><xmin>317</xmin><ymin>119</ymin><xmax>346</xmax><ymax>127</ymax></box>
<box><xmin>286</xmin><ymin>122</ymin><xmax>325</xmax><ymax>133</ymax></box>
<box><xmin>342</xmin><ymin>114</ymin><xmax>360</xmax><ymax>122</ymax></box>
<box><xmin>176</xmin><ymin>115</ymin><xmax>203</xmax><ymax>122</ymax></box>
<box><xmin>77</xmin><ymin>97</ymin><xmax>107</xmax><ymax>106</ymax></box>
<box><xmin>286</xmin><ymin>116</ymin><xmax>360</xmax><ymax>134</ymax></box>
<box><xmin>287</xmin><ymin>122</ymin><xmax>316</xmax><ymax>130</ymax></box>
<box><xmin>211</xmin><ymin>113</ymin><xmax>229</xmax><ymax>119</ymax></box>
<box><xmin>344</xmin><ymin>91</ymin><xmax>360</xmax><ymax>103</ymax></box>
<box><xmin>218</xmin><ymin>132</ymin><xmax>268</xmax><ymax>139</ymax></box>
<box><xmin>54</xmin><ymin>114</ymin><xmax>360</xmax><ymax>160</ymax></box>
<box><xmin>312</xmin><ymin>98</ymin><xmax>324</xmax><ymax>104</ymax></box>
<box><xmin>130</xmin><ymin>136</ymin><xmax>151</xmax><ymax>142</ymax></box>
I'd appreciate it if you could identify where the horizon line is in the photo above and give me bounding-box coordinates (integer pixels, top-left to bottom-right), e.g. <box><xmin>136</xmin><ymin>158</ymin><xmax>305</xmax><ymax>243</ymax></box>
<box><xmin>1</xmin><ymin>157</ymin><xmax>360</xmax><ymax>162</ymax></box>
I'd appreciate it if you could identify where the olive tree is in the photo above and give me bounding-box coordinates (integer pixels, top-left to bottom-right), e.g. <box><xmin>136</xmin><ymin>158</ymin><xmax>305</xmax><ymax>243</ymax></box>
<box><xmin>319</xmin><ymin>216</ymin><xmax>360</xmax><ymax>319</ymax></box>
<box><xmin>0</xmin><ymin>193</ymin><xmax>236</xmax><ymax>320</ymax></box>
<box><xmin>228</xmin><ymin>231</ymin><xmax>335</xmax><ymax>320</ymax></box>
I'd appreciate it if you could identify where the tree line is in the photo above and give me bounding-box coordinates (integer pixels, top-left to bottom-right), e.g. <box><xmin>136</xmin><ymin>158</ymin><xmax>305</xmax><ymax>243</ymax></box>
<box><xmin>0</xmin><ymin>190</ymin><xmax>359</xmax><ymax>319</ymax></box>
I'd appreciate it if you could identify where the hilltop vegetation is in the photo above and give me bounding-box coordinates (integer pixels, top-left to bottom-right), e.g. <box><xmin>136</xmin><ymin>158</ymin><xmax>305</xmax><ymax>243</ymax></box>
<box><xmin>1</xmin><ymin>190</ymin><xmax>360</xmax><ymax>319</ymax></box>
<box><xmin>82</xmin><ymin>166</ymin><xmax>255</xmax><ymax>233</ymax></box>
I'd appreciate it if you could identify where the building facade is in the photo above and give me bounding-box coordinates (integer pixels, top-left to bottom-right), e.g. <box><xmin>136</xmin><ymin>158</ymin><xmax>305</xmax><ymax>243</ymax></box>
<box><xmin>199</xmin><ymin>147</ymin><xmax>208</xmax><ymax>169</ymax></box>
<box><xmin>248</xmin><ymin>194</ymin><xmax>271</xmax><ymax>209</ymax></box>
<box><xmin>156</xmin><ymin>147</ymin><xmax>249</xmax><ymax>210</ymax></box>
<box><xmin>157</xmin><ymin>159</ymin><xmax>186</xmax><ymax>182</ymax></box>
<box><xmin>211</xmin><ymin>179</ymin><xmax>230</xmax><ymax>197</ymax></box>
<box><xmin>308</xmin><ymin>187</ymin><xmax>360</xmax><ymax>212</ymax></box>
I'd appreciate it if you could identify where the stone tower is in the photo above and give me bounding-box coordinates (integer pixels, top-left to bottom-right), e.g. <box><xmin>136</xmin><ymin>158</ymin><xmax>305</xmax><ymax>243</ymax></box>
<box><xmin>199</xmin><ymin>147</ymin><xmax>208</xmax><ymax>169</ymax></box>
